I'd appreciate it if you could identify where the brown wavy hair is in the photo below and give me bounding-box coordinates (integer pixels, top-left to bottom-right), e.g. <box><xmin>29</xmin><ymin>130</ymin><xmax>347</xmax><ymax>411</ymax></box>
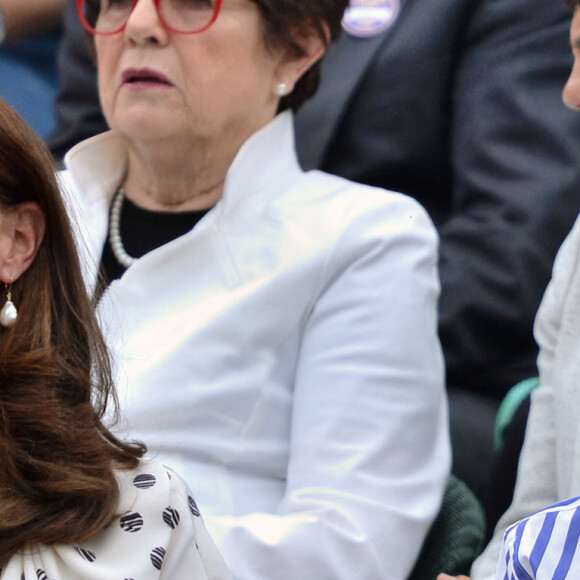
<box><xmin>0</xmin><ymin>97</ymin><xmax>145</xmax><ymax>562</ymax></box>
<box><xmin>81</xmin><ymin>0</ymin><xmax>349</xmax><ymax>111</ymax></box>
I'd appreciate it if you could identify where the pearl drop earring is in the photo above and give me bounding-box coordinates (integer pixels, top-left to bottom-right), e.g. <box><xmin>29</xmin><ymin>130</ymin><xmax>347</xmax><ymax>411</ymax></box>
<box><xmin>277</xmin><ymin>82</ymin><xmax>288</xmax><ymax>97</ymax></box>
<box><xmin>0</xmin><ymin>282</ymin><xmax>17</xmax><ymax>328</ymax></box>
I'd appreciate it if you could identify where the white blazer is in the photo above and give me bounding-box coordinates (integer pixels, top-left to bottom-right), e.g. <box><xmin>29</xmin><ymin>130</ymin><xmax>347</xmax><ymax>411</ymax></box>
<box><xmin>60</xmin><ymin>112</ymin><xmax>450</xmax><ymax>580</ymax></box>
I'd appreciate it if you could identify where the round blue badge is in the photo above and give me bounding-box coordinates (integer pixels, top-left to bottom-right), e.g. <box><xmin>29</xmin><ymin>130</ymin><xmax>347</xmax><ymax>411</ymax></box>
<box><xmin>342</xmin><ymin>0</ymin><xmax>400</xmax><ymax>38</ymax></box>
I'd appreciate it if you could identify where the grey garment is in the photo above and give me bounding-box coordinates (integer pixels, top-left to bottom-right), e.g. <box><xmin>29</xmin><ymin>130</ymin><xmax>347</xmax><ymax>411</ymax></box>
<box><xmin>472</xmin><ymin>214</ymin><xmax>580</xmax><ymax>579</ymax></box>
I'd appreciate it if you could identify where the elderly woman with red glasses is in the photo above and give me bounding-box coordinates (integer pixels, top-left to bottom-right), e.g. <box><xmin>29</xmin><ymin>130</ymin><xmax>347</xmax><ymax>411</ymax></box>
<box><xmin>60</xmin><ymin>1</ymin><xmax>450</xmax><ymax>578</ymax></box>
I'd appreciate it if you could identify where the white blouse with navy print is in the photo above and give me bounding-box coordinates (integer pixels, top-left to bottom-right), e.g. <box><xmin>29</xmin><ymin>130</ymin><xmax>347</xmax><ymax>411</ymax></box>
<box><xmin>0</xmin><ymin>459</ymin><xmax>231</xmax><ymax>580</ymax></box>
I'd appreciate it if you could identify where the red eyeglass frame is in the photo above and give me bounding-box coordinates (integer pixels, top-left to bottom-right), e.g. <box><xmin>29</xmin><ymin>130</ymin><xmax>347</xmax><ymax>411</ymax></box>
<box><xmin>76</xmin><ymin>0</ymin><xmax>224</xmax><ymax>36</ymax></box>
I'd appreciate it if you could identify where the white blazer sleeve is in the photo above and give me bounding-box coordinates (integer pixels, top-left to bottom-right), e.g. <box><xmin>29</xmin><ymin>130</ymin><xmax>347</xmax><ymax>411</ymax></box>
<box><xmin>205</xmin><ymin>196</ymin><xmax>450</xmax><ymax>580</ymax></box>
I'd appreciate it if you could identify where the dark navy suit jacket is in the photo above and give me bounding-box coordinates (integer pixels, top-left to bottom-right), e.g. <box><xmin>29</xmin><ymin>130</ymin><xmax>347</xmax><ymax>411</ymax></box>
<box><xmin>295</xmin><ymin>0</ymin><xmax>580</xmax><ymax>399</ymax></box>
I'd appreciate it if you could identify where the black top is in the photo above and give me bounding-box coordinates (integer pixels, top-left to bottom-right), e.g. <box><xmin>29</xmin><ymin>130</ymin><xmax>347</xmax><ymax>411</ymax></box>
<box><xmin>100</xmin><ymin>195</ymin><xmax>209</xmax><ymax>286</ymax></box>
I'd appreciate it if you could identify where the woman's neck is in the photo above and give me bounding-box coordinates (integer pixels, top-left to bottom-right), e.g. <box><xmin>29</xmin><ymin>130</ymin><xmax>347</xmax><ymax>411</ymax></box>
<box><xmin>121</xmin><ymin>134</ymin><xmax>236</xmax><ymax>212</ymax></box>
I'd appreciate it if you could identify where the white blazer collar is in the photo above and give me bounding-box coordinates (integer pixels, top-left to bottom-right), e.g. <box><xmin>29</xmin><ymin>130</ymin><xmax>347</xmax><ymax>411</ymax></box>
<box><xmin>63</xmin><ymin>110</ymin><xmax>302</xmax><ymax>212</ymax></box>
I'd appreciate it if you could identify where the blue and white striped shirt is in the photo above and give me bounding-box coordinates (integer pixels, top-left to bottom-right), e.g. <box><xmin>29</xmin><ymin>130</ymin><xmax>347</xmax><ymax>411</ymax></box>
<box><xmin>496</xmin><ymin>497</ymin><xmax>580</xmax><ymax>579</ymax></box>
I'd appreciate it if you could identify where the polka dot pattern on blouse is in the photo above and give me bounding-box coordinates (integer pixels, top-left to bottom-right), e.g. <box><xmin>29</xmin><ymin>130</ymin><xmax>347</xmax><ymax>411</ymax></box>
<box><xmin>0</xmin><ymin>460</ymin><xmax>231</xmax><ymax>580</ymax></box>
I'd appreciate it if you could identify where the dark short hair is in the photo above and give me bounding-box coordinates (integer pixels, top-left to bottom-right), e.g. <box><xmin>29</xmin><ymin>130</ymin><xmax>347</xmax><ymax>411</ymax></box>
<box><xmin>563</xmin><ymin>0</ymin><xmax>580</xmax><ymax>11</ymax></box>
<box><xmin>253</xmin><ymin>0</ymin><xmax>350</xmax><ymax>111</ymax></box>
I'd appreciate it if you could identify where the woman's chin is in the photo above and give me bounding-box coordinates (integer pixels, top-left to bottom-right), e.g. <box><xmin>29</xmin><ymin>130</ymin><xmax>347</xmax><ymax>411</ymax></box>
<box><xmin>112</xmin><ymin>113</ymin><xmax>184</xmax><ymax>144</ymax></box>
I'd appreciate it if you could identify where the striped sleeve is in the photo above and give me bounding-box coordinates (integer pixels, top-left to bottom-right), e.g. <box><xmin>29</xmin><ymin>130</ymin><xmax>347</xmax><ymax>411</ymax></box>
<box><xmin>496</xmin><ymin>497</ymin><xmax>580</xmax><ymax>580</ymax></box>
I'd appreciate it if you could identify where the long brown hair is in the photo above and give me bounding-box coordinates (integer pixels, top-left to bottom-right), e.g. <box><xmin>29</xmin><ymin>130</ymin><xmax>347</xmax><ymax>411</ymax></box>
<box><xmin>0</xmin><ymin>97</ymin><xmax>145</xmax><ymax>561</ymax></box>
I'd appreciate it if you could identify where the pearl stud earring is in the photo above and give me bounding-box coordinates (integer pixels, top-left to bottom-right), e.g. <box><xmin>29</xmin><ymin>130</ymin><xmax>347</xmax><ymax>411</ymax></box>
<box><xmin>277</xmin><ymin>82</ymin><xmax>288</xmax><ymax>97</ymax></box>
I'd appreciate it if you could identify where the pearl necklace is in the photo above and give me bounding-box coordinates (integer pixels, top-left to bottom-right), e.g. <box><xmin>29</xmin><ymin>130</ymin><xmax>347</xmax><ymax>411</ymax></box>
<box><xmin>109</xmin><ymin>187</ymin><xmax>137</xmax><ymax>268</ymax></box>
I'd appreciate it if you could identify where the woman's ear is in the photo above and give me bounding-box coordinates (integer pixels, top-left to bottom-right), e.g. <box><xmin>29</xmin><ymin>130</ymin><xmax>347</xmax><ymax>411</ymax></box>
<box><xmin>0</xmin><ymin>202</ymin><xmax>46</xmax><ymax>284</ymax></box>
<box><xmin>274</xmin><ymin>26</ymin><xmax>328</xmax><ymax>96</ymax></box>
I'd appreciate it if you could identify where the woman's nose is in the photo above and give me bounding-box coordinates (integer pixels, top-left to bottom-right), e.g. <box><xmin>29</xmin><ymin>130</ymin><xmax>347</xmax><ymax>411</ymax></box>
<box><xmin>124</xmin><ymin>0</ymin><xmax>166</xmax><ymax>42</ymax></box>
<box><xmin>563</xmin><ymin>60</ymin><xmax>580</xmax><ymax>111</ymax></box>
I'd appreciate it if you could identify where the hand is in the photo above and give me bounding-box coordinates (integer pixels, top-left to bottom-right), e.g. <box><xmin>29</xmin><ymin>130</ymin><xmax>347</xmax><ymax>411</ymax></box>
<box><xmin>437</xmin><ymin>575</ymin><xmax>472</xmax><ymax>580</ymax></box>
